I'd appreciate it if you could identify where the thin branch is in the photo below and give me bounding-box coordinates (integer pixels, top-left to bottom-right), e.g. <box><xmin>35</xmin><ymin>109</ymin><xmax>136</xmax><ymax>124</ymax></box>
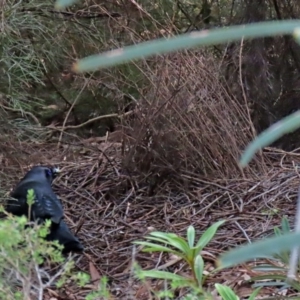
<box><xmin>48</xmin><ymin>110</ymin><xmax>134</xmax><ymax>131</ymax></box>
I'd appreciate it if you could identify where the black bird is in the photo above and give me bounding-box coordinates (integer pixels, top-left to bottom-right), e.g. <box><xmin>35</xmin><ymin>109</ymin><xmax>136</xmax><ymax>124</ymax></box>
<box><xmin>6</xmin><ymin>166</ymin><xmax>84</xmax><ymax>253</ymax></box>
<box><xmin>6</xmin><ymin>166</ymin><xmax>64</xmax><ymax>226</ymax></box>
<box><xmin>46</xmin><ymin>219</ymin><xmax>84</xmax><ymax>254</ymax></box>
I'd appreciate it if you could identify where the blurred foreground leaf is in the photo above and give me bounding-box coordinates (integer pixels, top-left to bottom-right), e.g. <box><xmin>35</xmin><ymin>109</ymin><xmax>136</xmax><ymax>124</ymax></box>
<box><xmin>73</xmin><ymin>21</ymin><xmax>300</xmax><ymax>72</ymax></box>
<box><xmin>218</xmin><ymin>232</ymin><xmax>300</xmax><ymax>269</ymax></box>
<box><xmin>240</xmin><ymin>110</ymin><xmax>300</xmax><ymax>167</ymax></box>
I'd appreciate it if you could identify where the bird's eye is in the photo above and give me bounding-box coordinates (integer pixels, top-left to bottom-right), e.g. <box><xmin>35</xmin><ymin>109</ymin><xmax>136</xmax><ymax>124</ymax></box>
<box><xmin>45</xmin><ymin>169</ymin><xmax>52</xmax><ymax>178</ymax></box>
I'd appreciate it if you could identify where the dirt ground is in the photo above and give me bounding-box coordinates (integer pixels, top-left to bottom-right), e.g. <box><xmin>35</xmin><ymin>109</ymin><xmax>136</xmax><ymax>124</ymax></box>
<box><xmin>1</xmin><ymin>138</ymin><xmax>300</xmax><ymax>299</ymax></box>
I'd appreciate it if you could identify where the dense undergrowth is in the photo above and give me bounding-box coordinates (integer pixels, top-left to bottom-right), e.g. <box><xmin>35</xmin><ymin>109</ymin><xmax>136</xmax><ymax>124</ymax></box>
<box><xmin>2</xmin><ymin>0</ymin><xmax>300</xmax><ymax>299</ymax></box>
<box><xmin>0</xmin><ymin>0</ymin><xmax>265</xmax><ymax>180</ymax></box>
<box><xmin>1</xmin><ymin>0</ymin><xmax>300</xmax><ymax>150</ymax></box>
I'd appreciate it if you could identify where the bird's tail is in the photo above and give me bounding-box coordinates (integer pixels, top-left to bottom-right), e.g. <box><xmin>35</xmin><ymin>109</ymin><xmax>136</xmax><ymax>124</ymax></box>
<box><xmin>47</xmin><ymin>220</ymin><xmax>84</xmax><ymax>254</ymax></box>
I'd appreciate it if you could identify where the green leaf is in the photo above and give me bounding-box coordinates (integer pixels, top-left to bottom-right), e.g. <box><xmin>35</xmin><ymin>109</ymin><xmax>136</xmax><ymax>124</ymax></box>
<box><xmin>215</xmin><ymin>284</ymin><xmax>239</xmax><ymax>300</ymax></box>
<box><xmin>187</xmin><ymin>226</ymin><xmax>195</xmax><ymax>248</ymax></box>
<box><xmin>149</xmin><ymin>232</ymin><xmax>190</xmax><ymax>254</ymax></box>
<box><xmin>273</xmin><ymin>226</ymin><xmax>281</xmax><ymax>236</ymax></box>
<box><xmin>240</xmin><ymin>110</ymin><xmax>300</xmax><ymax>166</ymax></box>
<box><xmin>195</xmin><ymin>220</ymin><xmax>225</xmax><ymax>253</ymax></box>
<box><xmin>281</xmin><ymin>216</ymin><xmax>291</xmax><ymax>233</ymax></box>
<box><xmin>194</xmin><ymin>255</ymin><xmax>204</xmax><ymax>287</ymax></box>
<box><xmin>73</xmin><ymin>21</ymin><xmax>300</xmax><ymax>72</ymax></box>
<box><xmin>133</xmin><ymin>241</ymin><xmax>182</xmax><ymax>256</ymax></box>
<box><xmin>251</xmin><ymin>274</ymin><xmax>287</xmax><ymax>281</ymax></box>
<box><xmin>139</xmin><ymin>235</ymin><xmax>182</xmax><ymax>249</ymax></box>
<box><xmin>252</xmin><ymin>265</ymin><xmax>286</xmax><ymax>272</ymax></box>
<box><xmin>26</xmin><ymin>189</ymin><xmax>35</xmax><ymax>206</ymax></box>
<box><xmin>218</xmin><ymin>232</ymin><xmax>300</xmax><ymax>269</ymax></box>
<box><xmin>149</xmin><ymin>232</ymin><xmax>180</xmax><ymax>240</ymax></box>
<box><xmin>137</xmin><ymin>269</ymin><xmax>189</xmax><ymax>282</ymax></box>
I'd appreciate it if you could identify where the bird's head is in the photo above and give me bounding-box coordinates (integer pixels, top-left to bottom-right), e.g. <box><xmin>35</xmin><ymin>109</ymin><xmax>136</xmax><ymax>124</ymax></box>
<box><xmin>48</xmin><ymin>167</ymin><xmax>61</xmax><ymax>180</ymax></box>
<box><xmin>23</xmin><ymin>166</ymin><xmax>61</xmax><ymax>184</ymax></box>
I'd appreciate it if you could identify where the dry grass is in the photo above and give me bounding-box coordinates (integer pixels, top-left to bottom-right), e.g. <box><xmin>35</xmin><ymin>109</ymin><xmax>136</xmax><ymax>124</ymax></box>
<box><xmin>118</xmin><ymin>50</ymin><xmax>267</xmax><ymax>184</ymax></box>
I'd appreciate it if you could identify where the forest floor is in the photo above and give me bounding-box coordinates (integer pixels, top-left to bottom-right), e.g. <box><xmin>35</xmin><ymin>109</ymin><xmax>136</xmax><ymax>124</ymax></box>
<box><xmin>1</xmin><ymin>138</ymin><xmax>300</xmax><ymax>300</ymax></box>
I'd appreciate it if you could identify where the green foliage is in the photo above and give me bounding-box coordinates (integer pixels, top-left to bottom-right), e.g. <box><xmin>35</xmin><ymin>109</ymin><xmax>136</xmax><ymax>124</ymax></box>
<box><xmin>1</xmin><ymin>1</ymin><xmax>56</xmax><ymax>102</ymax></box>
<box><xmin>0</xmin><ymin>213</ymin><xmax>63</xmax><ymax>299</ymax></box>
<box><xmin>3</xmin><ymin>0</ymin><xmax>158</xmax><ymax>139</ymax></box>
<box><xmin>133</xmin><ymin>221</ymin><xmax>264</xmax><ymax>299</ymax></box>
<box><xmin>133</xmin><ymin>218</ymin><xmax>300</xmax><ymax>299</ymax></box>
<box><xmin>85</xmin><ymin>277</ymin><xmax>112</xmax><ymax>300</ymax></box>
<box><xmin>134</xmin><ymin>221</ymin><xmax>225</xmax><ymax>298</ymax></box>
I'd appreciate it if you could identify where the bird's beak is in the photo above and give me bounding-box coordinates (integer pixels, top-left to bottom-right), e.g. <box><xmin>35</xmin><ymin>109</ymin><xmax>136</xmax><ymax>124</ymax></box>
<box><xmin>53</xmin><ymin>167</ymin><xmax>61</xmax><ymax>174</ymax></box>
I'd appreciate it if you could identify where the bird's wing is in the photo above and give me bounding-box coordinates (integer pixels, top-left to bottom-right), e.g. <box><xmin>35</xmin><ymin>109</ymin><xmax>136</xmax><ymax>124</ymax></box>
<box><xmin>32</xmin><ymin>189</ymin><xmax>64</xmax><ymax>224</ymax></box>
<box><xmin>8</xmin><ymin>181</ymin><xmax>64</xmax><ymax>224</ymax></box>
